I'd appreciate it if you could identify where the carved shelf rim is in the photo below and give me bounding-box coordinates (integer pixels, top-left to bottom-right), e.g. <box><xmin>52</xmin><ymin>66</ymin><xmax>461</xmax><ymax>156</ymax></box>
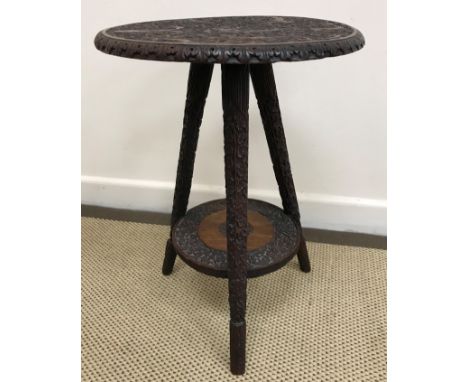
<box><xmin>172</xmin><ymin>199</ymin><xmax>301</xmax><ymax>278</ymax></box>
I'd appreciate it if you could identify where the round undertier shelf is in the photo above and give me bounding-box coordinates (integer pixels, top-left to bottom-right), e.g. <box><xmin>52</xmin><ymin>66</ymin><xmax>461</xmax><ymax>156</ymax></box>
<box><xmin>172</xmin><ymin>199</ymin><xmax>301</xmax><ymax>278</ymax></box>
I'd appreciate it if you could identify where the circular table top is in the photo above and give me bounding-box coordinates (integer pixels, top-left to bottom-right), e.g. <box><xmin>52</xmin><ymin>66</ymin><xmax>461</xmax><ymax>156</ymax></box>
<box><xmin>94</xmin><ymin>16</ymin><xmax>365</xmax><ymax>64</ymax></box>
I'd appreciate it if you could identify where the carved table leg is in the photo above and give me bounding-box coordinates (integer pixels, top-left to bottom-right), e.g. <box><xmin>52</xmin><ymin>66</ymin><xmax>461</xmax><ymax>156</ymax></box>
<box><xmin>162</xmin><ymin>63</ymin><xmax>214</xmax><ymax>275</ymax></box>
<box><xmin>222</xmin><ymin>64</ymin><xmax>249</xmax><ymax>375</ymax></box>
<box><xmin>250</xmin><ymin>64</ymin><xmax>311</xmax><ymax>273</ymax></box>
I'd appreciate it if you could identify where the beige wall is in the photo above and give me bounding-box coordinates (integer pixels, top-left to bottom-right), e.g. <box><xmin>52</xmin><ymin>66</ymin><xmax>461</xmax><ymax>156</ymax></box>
<box><xmin>82</xmin><ymin>0</ymin><xmax>386</xmax><ymax>234</ymax></box>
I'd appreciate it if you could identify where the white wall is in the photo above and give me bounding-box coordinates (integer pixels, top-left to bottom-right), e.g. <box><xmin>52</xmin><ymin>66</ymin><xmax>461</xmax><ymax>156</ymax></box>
<box><xmin>82</xmin><ymin>0</ymin><xmax>386</xmax><ymax>235</ymax></box>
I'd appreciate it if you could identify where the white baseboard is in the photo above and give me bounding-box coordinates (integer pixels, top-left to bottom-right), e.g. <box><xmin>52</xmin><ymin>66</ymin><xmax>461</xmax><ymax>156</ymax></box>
<box><xmin>81</xmin><ymin>175</ymin><xmax>387</xmax><ymax>235</ymax></box>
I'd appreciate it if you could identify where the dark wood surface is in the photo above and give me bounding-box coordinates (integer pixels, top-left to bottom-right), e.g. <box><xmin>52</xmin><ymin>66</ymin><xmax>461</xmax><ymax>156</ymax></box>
<box><xmin>94</xmin><ymin>16</ymin><xmax>365</xmax><ymax>64</ymax></box>
<box><xmin>198</xmin><ymin>209</ymin><xmax>274</xmax><ymax>252</ymax></box>
<box><xmin>171</xmin><ymin>199</ymin><xmax>301</xmax><ymax>279</ymax></box>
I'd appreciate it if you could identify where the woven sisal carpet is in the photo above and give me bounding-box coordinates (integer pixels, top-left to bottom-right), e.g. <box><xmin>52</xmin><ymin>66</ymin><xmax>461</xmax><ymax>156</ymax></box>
<box><xmin>82</xmin><ymin>217</ymin><xmax>386</xmax><ymax>381</ymax></box>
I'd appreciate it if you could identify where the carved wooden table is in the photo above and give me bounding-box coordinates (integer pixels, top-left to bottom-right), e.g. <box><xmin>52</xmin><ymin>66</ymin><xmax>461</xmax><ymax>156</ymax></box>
<box><xmin>95</xmin><ymin>16</ymin><xmax>365</xmax><ymax>375</ymax></box>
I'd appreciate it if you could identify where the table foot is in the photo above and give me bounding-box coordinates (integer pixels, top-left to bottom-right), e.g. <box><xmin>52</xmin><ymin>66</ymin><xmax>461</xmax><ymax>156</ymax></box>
<box><xmin>297</xmin><ymin>236</ymin><xmax>311</xmax><ymax>272</ymax></box>
<box><xmin>230</xmin><ymin>320</ymin><xmax>246</xmax><ymax>375</ymax></box>
<box><xmin>162</xmin><ymin>239</ymin><xmax>177</xmax><ymax>275</ymax></box>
